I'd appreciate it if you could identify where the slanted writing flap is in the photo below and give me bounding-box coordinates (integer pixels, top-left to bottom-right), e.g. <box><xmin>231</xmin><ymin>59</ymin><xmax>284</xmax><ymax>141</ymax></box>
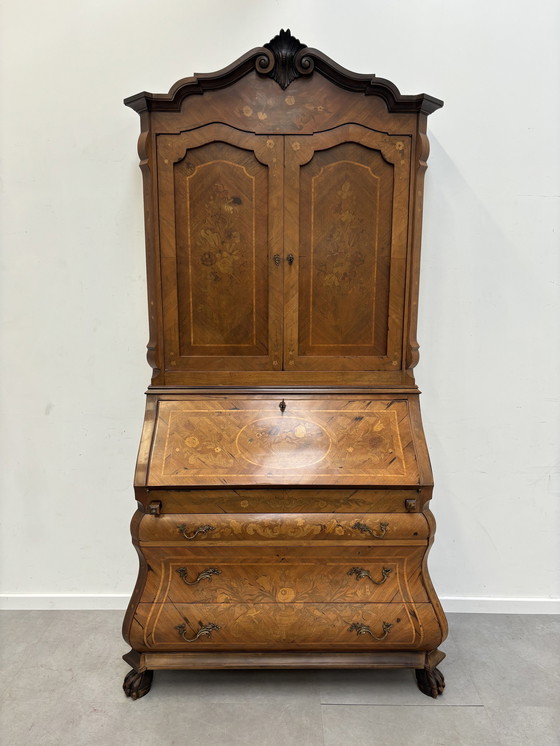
<box><xmin>144</xmin><ymin>397</ymin><xmax>421</xmax><ymax>487</ymax></box>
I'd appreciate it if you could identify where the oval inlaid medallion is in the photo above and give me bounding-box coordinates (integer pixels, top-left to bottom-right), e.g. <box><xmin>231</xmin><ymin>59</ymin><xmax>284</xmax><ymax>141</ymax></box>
<box><xmin>236</xmin><ymin>416</ymin><xmax>331</xmax><ymax>469</ymax></box>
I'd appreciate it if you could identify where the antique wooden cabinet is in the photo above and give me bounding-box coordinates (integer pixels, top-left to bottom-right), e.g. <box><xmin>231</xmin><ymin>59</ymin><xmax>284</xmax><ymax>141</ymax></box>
<box><xmin>122</xmin><ymin>30</ymin><xmax>447</xmax><ymax>700</ymax></box>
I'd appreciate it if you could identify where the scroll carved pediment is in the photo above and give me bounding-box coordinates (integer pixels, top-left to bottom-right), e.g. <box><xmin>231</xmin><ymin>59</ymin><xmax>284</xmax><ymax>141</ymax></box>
<box><xmin>124</xmin><ymin>30</ymin><xmax>443</xmax><ymax>114</ymax></box>
<box><xmin>257</xmin><ymin>28</ymin><xmax>313</xmax><ymax>89</ymax></box>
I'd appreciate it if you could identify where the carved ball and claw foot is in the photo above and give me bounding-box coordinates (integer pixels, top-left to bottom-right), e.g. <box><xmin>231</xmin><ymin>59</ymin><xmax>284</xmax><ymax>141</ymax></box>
<box><xmin>123</xmin><ymin>668</ymin><xmax>153</xmax><ymax>700</ymax></box>
<box><xmin>415</xmin><ymin>666</ymin><xmax>445</xmax><ymax>698</ymax></box>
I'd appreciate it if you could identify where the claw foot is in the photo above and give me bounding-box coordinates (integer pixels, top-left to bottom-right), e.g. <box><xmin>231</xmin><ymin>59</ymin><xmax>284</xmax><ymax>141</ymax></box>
<box><xmin>415</xmin><ymin>666</ymin><xmax>445</xmax><ymax>698</ymax></box>
<box><xmin>123</xmin><ymin>668</ymin><xmax>153</xmax><ymax>700</ymax></box>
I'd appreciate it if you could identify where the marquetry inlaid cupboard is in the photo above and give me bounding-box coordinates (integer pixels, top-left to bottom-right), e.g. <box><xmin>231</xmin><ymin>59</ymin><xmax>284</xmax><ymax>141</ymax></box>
<box><xmin>122</xmin><ymin>30</ymin><xmax>447</xmax><ymax>700</ymax></box>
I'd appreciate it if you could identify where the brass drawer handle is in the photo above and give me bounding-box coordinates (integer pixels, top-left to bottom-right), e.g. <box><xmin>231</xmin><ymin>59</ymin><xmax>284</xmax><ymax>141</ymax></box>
<box><xmin>176</xmin><ymin>567</ymin><xmax>221</xmax><ymax>585</ymax></box>
<box><xmin>348</xmin><ymin>567</ymin><xmax>392</xmax><ymax>585</ymax></box>
<box><xmin>177</xmin><ymin>523</ymin><xmax>216</xmax><ymax>540</ymax></box>
<box><xmin>349</xmin><ymin>621</ymin><xmax>393</xmax><ymax>640</ymax></box>
<box><xmin>287</xmin><ymin>253</ymin><xmax>295</xmax><ymax>265</ymax></box>
<box><xmin>273</xmin><ymin>254</ymin><xmax>281</xmax><ymax>266</ymax></box>
<box><xmin>352</xmin><ymin>521</ymin><xmax>388</xmax><ymax>538</ymax></box>
<box><xmin>175</xmin><ymin>622</ymin><xmax>221</xmax><ymax>643</ymax></box>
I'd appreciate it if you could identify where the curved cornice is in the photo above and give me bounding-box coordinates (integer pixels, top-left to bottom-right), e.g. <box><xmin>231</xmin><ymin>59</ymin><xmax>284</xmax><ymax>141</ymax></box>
<box><xmin>124</xmin><ymin>29</ymin><xmax>443</xmax><ymax>115</ymax></box>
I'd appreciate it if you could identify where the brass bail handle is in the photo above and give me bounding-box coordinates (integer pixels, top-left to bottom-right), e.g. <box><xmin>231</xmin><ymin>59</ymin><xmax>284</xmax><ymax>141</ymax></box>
<box><xmin>348</xmin><ymin>622</ymin><xmax>393</xmax><ymax>641</ymax></box>
<box><xmin>176</xmin><ymin>567</ymin><xmax>221</xmax><ymax>585</ymax></box>
<box><xmin>352</xmin><ymin>521</ymin><xmax>389</xmax><ymax>538</ymax></box>
<box><xmin>347</xmin><ymin>567</ymin><xmax>392</xmax><ymax>585</ymax></box>
<box><xmin>177</xmin><ymin>524</ymin><xmax>216</xmax><ymax>540</ymax></box>
<box><xmin>175</xmin><ymin>622</ymin><xmax>221</xmax><ymax>643</ymax></box>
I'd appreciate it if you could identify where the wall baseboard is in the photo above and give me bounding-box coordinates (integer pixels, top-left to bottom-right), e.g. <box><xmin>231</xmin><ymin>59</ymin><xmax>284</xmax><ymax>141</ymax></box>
<box><xmin>0</xmin><ymin>594</ymin><xmax>129</xmax><ymax>610</ymax></box>
<box><xmin>0</xmin><ymin>594</ymin><xmax>558</xmax><ymax>613</ymax></box>
<box><xmin>440</xmin><ymin>597</ymin><xmax>560</xmax><ymax>614</ymax></box>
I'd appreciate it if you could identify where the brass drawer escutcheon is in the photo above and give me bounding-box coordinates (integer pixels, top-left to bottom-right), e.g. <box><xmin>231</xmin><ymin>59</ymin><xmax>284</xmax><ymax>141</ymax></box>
<box><xmin>349</xmin><ymin>621</ymin><xmax>393</xmax><ymax>640</ymax></box>
<box><xmin>175</xmin><ymin>622</ymin><xmax>221</xmax><ymax>642</ymax></box>
<box><xmin>352</xmin><ymin>521</ymin><xmax>388</xmax><ymax>538</ymax></box>
<box><xmin>177</xmin><ymin>524</ymin><xmax>216</xmax><ymax>540</ymax></box>
<box><xmin>176</xmin><ymin>567</ymin><xmax>221</xmax><ymax>585</ymax></box>
<box><xmin>347</xmin><ymin>566</ymin><xmax>392</xmax><ymax>585</ymax></box>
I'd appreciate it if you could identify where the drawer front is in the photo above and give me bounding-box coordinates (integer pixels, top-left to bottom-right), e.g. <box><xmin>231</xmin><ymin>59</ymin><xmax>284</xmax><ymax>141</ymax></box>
<box><xmin>138</xmin><ymin>513</ymin><xmax>429</xmax><ymax>544</ymax></box>
<box><xmin>140</xmin><ymin>546</ymin><xmax>429</xmax><ymax>605</ymax></box>
<box><xmin>130</xmin><ymin>601</ymin><xmax>443</xmax><ymax>651</ymax></box>
<box><xmin>141</xmin><ymin>489</ymin><xmax>422</xmax><ymax>514</ymax></box>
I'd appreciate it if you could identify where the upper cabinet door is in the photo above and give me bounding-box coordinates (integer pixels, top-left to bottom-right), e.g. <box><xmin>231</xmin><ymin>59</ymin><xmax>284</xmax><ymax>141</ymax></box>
<box><xmin>157</xmin><ymin>125</ymin><xmax>283</xmax><ymax>372</ymax></box>
<box><xmin>283</xmin><ymin>125</ymin><xmax>411</xmax><ymax>371</ymax></box>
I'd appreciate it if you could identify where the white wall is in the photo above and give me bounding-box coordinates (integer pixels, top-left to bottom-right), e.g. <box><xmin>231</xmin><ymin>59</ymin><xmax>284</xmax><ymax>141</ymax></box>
<box><xmin>1</xmin><ymin>0</ymin><xmax>558</xmax><ymax>612</ymax></box>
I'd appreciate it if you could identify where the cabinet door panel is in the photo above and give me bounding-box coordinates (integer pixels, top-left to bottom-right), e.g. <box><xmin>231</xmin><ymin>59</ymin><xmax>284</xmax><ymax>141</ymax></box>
<box><xmin>158</xmin><ymin>125</ymin><xmax>283</xmax><ymax>372</ymax></box>
<box><xmin>284</xmin><ymin>125</ymin><xmax>410</xmax><ymax>371</ymax></box>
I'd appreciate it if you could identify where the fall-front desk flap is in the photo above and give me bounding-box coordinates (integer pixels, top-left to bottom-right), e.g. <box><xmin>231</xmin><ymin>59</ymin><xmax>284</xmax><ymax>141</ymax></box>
<box><xmin>142</xmin><ymin>397</ymin><xmax>422</xmax><ymax>487</ymax></box>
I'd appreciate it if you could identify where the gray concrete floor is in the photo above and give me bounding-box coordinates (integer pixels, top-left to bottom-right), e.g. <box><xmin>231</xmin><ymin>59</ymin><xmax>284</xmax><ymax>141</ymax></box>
<box><xmin>0</xmin><ymin>612</ymin><xmax>558</xmax><ymax>745</ymax></box>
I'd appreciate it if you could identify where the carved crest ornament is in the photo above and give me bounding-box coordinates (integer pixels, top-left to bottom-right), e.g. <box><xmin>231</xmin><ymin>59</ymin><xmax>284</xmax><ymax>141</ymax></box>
<box><xmin>257</xmin><ymin>29</ymin><xmax>314</xmax><ymax>89</ymax></box>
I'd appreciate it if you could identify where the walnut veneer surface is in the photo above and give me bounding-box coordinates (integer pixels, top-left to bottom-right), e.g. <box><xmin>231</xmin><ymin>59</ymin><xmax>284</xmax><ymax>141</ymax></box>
<box><xmin>122</xmin><ymin>29</ymin><xmax>447</xmax><ymax>701</ymax></box>
<box><xmin>144</xmin><ymin>396</ymin><xmax>421</xmax><ymax>486</ymax></box>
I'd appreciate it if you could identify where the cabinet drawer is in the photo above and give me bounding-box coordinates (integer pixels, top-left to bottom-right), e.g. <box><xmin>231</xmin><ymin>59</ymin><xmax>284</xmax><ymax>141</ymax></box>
<box><xmin>130</xmin><ymin>601</ymin><xmax>443</xmax><ymax>652</ymax></box>
<box><xmin>140</xmin><ymin>546</ymin><xmax>429</xmax><ymax>604</ymax></box>
<box><xmin>138</xmin><ymin>513</ymin><xmax>429</xmax><ymax>544</ymax></box>
<box><xmin>141</xmin><ymin>489</ymin><xmax>422</xmax><ymax>514</ymax></box>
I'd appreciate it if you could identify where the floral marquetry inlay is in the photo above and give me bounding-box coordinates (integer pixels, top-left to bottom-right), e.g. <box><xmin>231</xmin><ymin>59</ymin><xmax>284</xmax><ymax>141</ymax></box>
<box><xmin>163</xmin><ymin>132</ymin><xmax>274</xmax><ymax>364</ymax></box>
<box><xmin>146</xmin><ymin>399</ymin><xmax>420</xmax><ymax>486</ymax></box>
<box><xmin>236</xmin><ymin>416</ymin><xmax>331</xmax><ymax>469</ymax></box>
<box><xmin>296</xmin><ymin>139</ymin><xmax>397</xmax><ymax>361</ymax></box>
<box><xmin>195</xmin><ymin>181</ymin><xmax>244</xmax><ymax>284</ymax></box>
<box><xmin>313</xmin><ymin>177</ymin><xmax>369</xmax><ymax>297</ymax></box>
<box><xmin>186</xmin><ymin>163</ymin><xmax>254</xmax><ymax>348</ymax></box>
